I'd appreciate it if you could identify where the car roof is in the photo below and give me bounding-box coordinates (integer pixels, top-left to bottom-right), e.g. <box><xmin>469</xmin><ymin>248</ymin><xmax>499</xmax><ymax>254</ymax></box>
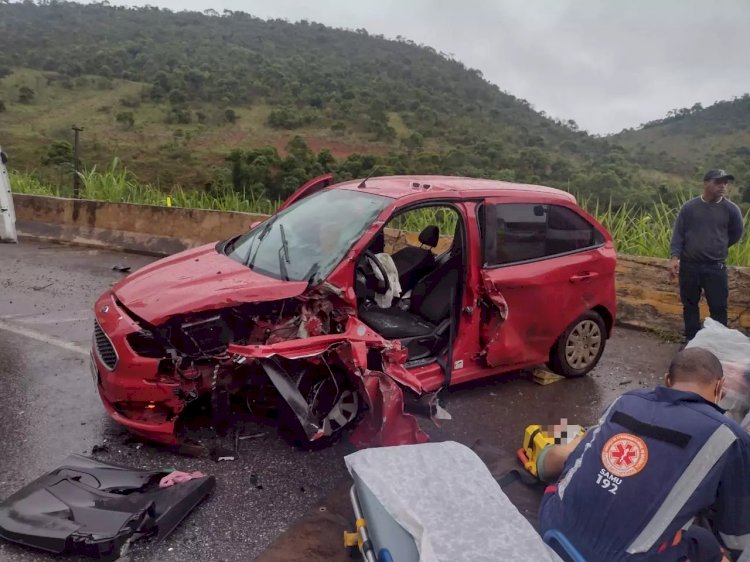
<box><xmin>333</xmin><ymin>175</ymin><xmax>576</xmax><ymax>203</ymax></box>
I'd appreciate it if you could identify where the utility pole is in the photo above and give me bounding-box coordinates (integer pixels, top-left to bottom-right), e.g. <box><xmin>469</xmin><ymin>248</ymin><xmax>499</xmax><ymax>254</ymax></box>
<box><xmin>72</xmin><ymin>125</ymin><xmax>83</xmax><ymax>198</ymax></box>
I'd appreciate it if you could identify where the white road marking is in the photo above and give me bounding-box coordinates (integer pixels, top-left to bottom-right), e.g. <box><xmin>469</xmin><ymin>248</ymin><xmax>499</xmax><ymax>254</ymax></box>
<box><xmin>0</xmin><ymin>319</ymin><xmax>89</xmax><ymax>356</ymax></box>
<box><xmin>17</xmin><ymin>314</ymin><xmax>91</xmax><ymax>326</ymax></box>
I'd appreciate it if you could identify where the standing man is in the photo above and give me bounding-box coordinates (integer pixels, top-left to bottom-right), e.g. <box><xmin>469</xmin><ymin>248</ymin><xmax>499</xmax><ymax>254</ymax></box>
<box><xmin>669</xmin><ymin>169</ymin><xmax>744</xmax><ymax>341</ymax></box>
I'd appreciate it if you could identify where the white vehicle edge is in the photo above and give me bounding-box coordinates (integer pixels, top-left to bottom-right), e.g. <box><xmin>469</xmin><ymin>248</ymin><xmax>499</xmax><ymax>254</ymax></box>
<box><xmin>0</xmin><ymin>146</ymin><xmax>18</xmax><ymax>243</ymax></box>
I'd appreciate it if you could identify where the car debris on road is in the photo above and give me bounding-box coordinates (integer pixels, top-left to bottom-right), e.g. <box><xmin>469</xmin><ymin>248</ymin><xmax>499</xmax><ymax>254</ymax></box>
<box><xmin>0</xmin><ymin>454</ymin><xmax>214</xmax><ymax>561</ymax></box>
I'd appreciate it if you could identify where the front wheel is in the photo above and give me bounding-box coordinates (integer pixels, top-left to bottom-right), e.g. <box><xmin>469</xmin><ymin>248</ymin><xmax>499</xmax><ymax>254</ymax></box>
<box><xmin>278</xmin><ymin>366</ymin><xmax>360</xmax><ymax>449</ymax></box>
<box><xmin>549</xmin><ymin>311</ymin><xmax>607</xmax><ymax>378</ymax></box>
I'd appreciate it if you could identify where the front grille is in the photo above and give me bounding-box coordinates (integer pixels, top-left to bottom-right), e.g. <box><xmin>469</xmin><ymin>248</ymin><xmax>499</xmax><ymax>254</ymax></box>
<box><xmin>94</xmin><ymin>320</ymin><xmax>118</xmax><ymax>371</ymax></box>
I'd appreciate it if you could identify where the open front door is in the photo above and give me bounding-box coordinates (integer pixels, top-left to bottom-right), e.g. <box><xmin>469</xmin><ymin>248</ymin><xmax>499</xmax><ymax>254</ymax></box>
<box><xmin>277</xmin><ymin>173</ymin><xmax>334</xmax><ymax>212</ymax></box>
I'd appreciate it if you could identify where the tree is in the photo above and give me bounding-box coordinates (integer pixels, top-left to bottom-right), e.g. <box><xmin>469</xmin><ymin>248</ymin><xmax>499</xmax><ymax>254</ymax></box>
<box><xmin>42</xmin><ymin>141</ymin><xmax>73</xmax><ymax>167</ymax></box>
<box><xmin>401</xmin><ymin>132</ymin><xmax>424</xmax><ymax>153</ymax></box>
<box><xmin>168</xmin><ymin>89</ymin><xmax>187</xmax><ymax>105</ymax></box>
<box><xmin>116</xmin><ymin>111</ymin><xmax>135</xmax><ymax>128</ymax></box>
<box><xmin>18</xmin><ymin>86</ymin><xmax>34</xmax><ymax>104</ymax></box>
<box><xmin>317</xmin><ymin>148</ymin><xmax>335</xmax><ymax>171</ymax></box>
<box><xmin>224</xmin><ymin>108</ymin><xmax>237</xmax><ymax>123</ymax></box>
<box><xmin>268</xmin><ymin>107</ymin><xmax>299</xmax><ymax>129</ymax></box>
<box><xmin>285</xmin><ymin>136</ymin><xmax>313</xmax><ymax>163</ymax></box>
<box><xmin>166</xmin><ymin>106</ymin><xmax>191</xmax><ymax>124</ymax></box>
<box><xmin>41</xmin><ymin>140</ymin><xmax>75</xmax><ymax>187</ymax></box>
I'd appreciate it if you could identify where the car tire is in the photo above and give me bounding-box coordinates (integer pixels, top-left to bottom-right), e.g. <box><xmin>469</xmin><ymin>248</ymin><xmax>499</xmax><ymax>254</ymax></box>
<box><xmin>548</xmin><ymin>311</ymin><xmax>607</xmax><ymax>378</ymax></box>
<box><xmin>278</xmin><ymin>367</ymin><xmax>360</xmax><ymax>450</ymax></box>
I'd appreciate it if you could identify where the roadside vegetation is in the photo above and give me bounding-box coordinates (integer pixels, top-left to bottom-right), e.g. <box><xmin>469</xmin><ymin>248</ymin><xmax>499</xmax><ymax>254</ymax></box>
<box><xmin>11</xmin><ymin>160</ymin><xmax>749</xmax><ymax>267</ymax></box>
<box><xmin>3</xmin><ymin>3</ymin><xmax>749</xmax><ymax>210</ymax></box>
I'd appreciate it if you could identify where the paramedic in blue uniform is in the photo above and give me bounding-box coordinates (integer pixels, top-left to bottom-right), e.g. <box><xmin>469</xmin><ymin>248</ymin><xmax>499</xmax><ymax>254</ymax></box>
<box><xmin>538</xmin><ymin>347</ymin><xmax>750</xmax><ymax>562</ymax></box>
<box><xmin>669</xmin><ymin>169</ymin><xmax>744</xmax><ymax>342</ymax></box>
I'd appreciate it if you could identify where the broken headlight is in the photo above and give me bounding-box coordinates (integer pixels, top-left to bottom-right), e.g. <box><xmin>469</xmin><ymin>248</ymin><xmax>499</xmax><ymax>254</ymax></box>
<box><xmin>126</xmin><ymin>331</ymin><xmax>167</xmax><ymax>358</ymax></box>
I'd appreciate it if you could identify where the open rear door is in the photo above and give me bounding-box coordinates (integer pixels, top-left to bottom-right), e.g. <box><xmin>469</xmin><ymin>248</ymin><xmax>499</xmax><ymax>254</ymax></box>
<box><xmin>277</xmin><ymin>173</ymin><xmax>334</xmax><ymax>212</ymax></box>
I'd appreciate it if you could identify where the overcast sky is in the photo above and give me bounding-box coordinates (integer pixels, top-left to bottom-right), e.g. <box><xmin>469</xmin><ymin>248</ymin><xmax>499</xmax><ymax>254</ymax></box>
<box><xmin>88</xmin><ymin>0</ymin><xmax>750</xmax><ymax>135</ymax></box>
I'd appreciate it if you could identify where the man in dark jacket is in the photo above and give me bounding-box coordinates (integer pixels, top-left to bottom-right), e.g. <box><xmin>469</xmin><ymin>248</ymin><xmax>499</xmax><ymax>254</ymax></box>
<box><xmin>538</xmin><ymin>348</ymin><xmax>750</xmax><ymax>562</ymax></box>
<box><xmin>669</xmin><ymin>169</ymin><xmax>744</xmax><ymax>341</ymax></box>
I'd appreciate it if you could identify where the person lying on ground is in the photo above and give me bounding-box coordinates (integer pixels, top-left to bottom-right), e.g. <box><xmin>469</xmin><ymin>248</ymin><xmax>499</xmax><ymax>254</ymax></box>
<box><xmin>537</xmin><ymin>347</ymin><xmax>750</xmax><ymax>562</ymax></box>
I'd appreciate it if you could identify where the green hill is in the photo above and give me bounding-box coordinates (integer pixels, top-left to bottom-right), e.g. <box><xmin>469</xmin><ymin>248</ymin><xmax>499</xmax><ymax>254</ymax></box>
<box><xmin>614</xmin><ymin>95</ymin><xmax>750</xmax><ymax>183</ymax></box>
<box><xmin>0</xmin><ymin>1</ymin><xmax>735</xmax><ymax>206</ymax></box>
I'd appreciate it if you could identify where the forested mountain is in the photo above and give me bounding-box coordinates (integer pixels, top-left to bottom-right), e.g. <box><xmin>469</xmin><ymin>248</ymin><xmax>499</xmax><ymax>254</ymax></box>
<box><xmin>0</xmin><ymin>1</ymin><xmax>743</xmax><ymax>205</ymax></box>
<box><xmin>615</xmin><ymin>95</ymin><xmax>750</xmax><ymax>182</ymax></box>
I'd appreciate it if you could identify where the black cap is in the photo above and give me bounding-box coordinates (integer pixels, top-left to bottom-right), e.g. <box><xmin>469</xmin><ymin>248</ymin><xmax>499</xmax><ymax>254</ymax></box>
<box><xmin>703</xmin><ymin>169</ymin><xmax>735</xmax><ymax>182</ymax></box>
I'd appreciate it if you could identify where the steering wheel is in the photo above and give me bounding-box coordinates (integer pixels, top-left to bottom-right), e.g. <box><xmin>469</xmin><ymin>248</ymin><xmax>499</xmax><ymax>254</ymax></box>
<box><xmin>358</xmin><ymin>250</ymin><xmax>391</xmax><ymax>296</ymax></box>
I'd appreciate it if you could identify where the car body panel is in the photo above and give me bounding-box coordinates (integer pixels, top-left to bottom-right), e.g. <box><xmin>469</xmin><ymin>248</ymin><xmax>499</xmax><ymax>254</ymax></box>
<box><xmin>479</xmin><ymin>198</ymin><xmax>616</xmax><ymax>368</ymax></box>
<box><xmin>0</xmin><ymin>454</ymin><xmax>214</xmax><ymax>557</ymax></box>
<box><xmin>112</xmin><ymin>243</ymin><xmax>308</xmax><ymax>325</ymax></box>
<box><xmin>276</xmin><ymin>173</ymin><xmax>335</xmax><ymax>211</ymax></box>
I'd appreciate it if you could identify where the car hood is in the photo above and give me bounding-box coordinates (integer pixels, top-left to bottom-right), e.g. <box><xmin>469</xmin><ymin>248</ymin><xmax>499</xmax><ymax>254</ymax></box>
<box><xmin>113</xmin><ymin>243</ymin><xmax>309</xmax><ymax>325</ymax></box>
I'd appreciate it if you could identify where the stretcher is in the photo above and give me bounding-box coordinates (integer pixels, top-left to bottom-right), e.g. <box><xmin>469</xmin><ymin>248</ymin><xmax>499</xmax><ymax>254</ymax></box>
<box><xmin>343</xmin><ymin>441</ymin><xmax>563</xmax><ymax>562</ymax></box>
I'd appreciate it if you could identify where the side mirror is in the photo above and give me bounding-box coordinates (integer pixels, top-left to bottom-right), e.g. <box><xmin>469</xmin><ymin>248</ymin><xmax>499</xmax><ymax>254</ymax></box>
<box><xmin>249</xmin><ymin>221</ymin><xmax>262</xmax><ymax>230</ymax></box>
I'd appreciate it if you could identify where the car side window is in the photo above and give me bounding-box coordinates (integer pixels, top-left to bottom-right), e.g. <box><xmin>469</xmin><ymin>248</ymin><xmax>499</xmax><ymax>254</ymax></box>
<box><xmin>545</xmin><ymin>205</ymin><xmax>603</xmax><ymax>255</ymax></box>
<box><xmin>483</xmin><ymin>203</ymin><xmax>602</xmax><ymax>266</ymax></box>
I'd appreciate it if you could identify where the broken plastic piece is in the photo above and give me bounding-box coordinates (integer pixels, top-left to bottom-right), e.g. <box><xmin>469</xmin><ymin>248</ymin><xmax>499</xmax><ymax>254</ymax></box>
<box><xmin>210</xmin><ymin>445</ymin><xmax>236</xmax><ymax>462</ymax></box>
<box><xmin>259</xmin><ymin>357</ymin><xmax>324</xmax><ymax>441</ymax></box>
<box><xmin>0</xmin><ymin>454</ymin><xmax>214</xmax><ymax>561</ymax></box>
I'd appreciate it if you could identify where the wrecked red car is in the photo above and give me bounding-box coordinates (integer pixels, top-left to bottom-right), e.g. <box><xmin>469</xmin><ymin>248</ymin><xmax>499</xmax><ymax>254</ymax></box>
<box><xmin>91</xmin><ymin>175</ymin><xmax>616</xmax><ymax>448</ymax></box>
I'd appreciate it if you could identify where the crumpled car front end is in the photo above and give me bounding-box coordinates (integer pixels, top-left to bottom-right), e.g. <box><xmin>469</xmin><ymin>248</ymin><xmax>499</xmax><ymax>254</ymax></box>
<box><xmin>91</xmin><ymin>188</ymin><xmax>433</xmax><ymax>450</ymax></box>
<box><xmin>92</xmin><ymin>279</ymin><xmax>428</xmax><ymax>450</ymax></box>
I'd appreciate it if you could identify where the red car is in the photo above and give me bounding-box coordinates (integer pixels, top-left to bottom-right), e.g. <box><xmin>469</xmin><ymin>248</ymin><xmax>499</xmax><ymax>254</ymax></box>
<box><xmin>91</xmin><ymin>175</ymin><xmax>616</xmax><ymax>448</ymax></box>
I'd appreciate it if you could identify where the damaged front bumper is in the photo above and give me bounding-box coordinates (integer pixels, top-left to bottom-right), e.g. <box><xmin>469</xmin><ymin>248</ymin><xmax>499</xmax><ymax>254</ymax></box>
<box><xmin>227</xmin><ymin>325</ymin><xmax>431</xmax><ymax>448</ymax></box>
<box><xmin>93</xmin><ymin>292</ymin><xmax>188</xmax><ymax>444</ymax></box>
<box><xmin>93</xmin><ymin>290</ymin><xmax>436</xmax><ymax>449</ymax></box>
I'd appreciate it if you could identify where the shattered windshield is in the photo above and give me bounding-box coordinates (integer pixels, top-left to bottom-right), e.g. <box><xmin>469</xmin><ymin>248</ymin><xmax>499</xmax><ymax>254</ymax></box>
<box><xmin>225</xmin><ymin>189</ymin><xmax>390</xmax><ymax>284</ymax></box>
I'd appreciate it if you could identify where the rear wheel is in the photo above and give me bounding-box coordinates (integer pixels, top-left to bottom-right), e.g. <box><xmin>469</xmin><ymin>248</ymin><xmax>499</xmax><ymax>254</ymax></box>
<box><xmin>549</xmin><ymin>311</ymin><xmax>606</xmax><ymax>378</ymax></box>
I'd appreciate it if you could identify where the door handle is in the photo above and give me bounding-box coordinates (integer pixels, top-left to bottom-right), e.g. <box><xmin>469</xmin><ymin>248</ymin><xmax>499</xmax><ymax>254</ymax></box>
<box><xmin>569</xmin><ymin>272</ymin><xmax>598</xmax><ymax>283</ymax></box>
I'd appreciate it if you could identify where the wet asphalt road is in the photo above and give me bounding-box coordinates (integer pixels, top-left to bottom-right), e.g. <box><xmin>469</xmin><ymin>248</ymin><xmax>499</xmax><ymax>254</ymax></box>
<box><xmin>0</xmin><ymin>241</ymin><xmax>679</xmax><ymax>562</ymax></box>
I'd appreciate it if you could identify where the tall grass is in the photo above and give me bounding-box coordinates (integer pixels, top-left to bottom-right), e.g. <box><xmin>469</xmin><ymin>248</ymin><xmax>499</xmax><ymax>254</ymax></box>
<box><xmin>9</xmin><ymin>161</ymin><xmax>750</xmax><ymax>266</ymax></box>
<box><xmin>392</xmin><ymin>206</ymin><xmax>458</xmax><ymax>235</ymax></box>
<box><xmin>590</xmin><ymin>198</ymin><xmax>750</xmax><ymax>267</ymax></box>
<box><xmin>12</xmin><ymin>159</ymin><xmax>281</xmax><ymax>215</ymax></box>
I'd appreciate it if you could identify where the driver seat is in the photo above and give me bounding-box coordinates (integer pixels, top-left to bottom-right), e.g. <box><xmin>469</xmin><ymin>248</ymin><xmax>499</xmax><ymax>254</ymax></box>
<box><xmin>359</xmin><ymin>252</ymin><xmax>461</xmax><ymax>362</ymax></box>
<box><xmin>391</xmin><ymin>225</ymin><xmax>439</xmax><ymax>294</ymax></box>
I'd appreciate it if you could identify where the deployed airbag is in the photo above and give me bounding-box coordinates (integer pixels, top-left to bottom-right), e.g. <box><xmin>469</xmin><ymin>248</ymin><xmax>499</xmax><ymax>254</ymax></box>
<box><xmin>0</xmin><ymin>454</ymin><xmax>214</xmax><ymax>560</ymax></box>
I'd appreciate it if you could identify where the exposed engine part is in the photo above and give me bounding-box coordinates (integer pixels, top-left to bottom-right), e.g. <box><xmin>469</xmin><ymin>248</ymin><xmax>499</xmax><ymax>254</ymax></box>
<box><xmin>179</xmin><ymin>315</ymin><xmax>231</xmax><ymax>356</ymax></box>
